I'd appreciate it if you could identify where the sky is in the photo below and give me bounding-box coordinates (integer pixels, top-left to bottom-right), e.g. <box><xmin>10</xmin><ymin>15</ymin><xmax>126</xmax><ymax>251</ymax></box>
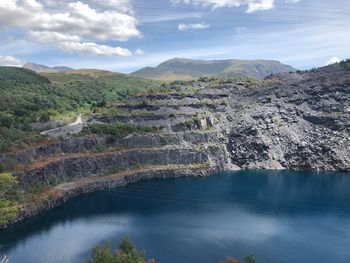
<box><xmin>0</xmin><ymin>0</ymin><xmax>349</xmax><ymax>73</ymax></box>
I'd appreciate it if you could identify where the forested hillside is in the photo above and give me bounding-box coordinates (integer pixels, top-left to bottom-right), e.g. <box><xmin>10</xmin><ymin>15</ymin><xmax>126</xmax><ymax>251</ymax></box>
<box><xmin>0</xmin><ymin>67</ymin><xmax>161</xmax><ymax>152</ymax></box>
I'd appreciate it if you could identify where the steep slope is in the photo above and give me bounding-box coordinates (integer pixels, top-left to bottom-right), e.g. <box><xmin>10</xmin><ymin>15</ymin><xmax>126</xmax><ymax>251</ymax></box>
<box><xmin>23</xmin><ymin>62</ymin><xmax>72</xmax><ymax>73</ymax></box>
<box><xmin>131</xmin><ymin>58</ymin><xmax>295</xmax><ymax>80</ymax></box>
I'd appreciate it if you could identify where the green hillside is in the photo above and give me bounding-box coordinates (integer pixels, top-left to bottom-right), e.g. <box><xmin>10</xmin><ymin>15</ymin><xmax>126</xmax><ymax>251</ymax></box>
<box><xmin>0</xmin><ymin>67</ymin><xmax>161</xmax><ymax>152</ymax></box>
<box><xmin>42</xmin><ymin>69</ymin><xmax>161</xmax><ymax>104</ymax></box>
<box><xmin>131</xmin><ymin>58</ymin><xmax>296</xmax><ymax>81</ymax></box>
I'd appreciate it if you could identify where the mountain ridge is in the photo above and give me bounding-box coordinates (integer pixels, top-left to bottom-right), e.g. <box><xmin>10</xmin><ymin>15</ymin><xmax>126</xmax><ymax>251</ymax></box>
<box><xmin>131</xmin><ymin>57</ymin><xmax>296</xmax><ymax>81</ymax></box>
<box><xmin>23</xmin><ymin>62</ymin><xmax>73</xmax><ymax>73</ymax></box>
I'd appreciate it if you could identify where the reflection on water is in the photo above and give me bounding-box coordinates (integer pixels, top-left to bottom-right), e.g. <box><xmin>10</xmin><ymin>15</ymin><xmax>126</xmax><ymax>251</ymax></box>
<box><xmin>1</xmin><ymin>170</ymin><xmax>350</xmax><ymax>263</ymax></box>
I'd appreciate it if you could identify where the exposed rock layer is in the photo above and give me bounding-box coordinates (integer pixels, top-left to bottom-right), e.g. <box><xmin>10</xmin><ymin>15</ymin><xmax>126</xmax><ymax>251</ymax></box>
<box><xmin>1</xmin><ymin>64</ymin><xmax>350</xmax><ymax>229</ymax></box>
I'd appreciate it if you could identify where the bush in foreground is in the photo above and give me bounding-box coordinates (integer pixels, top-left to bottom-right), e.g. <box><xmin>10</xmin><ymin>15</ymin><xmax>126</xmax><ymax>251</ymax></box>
<box><xmin>221</xmin><ymin>255</ymin><xmax>256</xmax><ymax>263</ymax></box>
<box><xmin>84</xmin><ymin>237</ymin><xmax>154</xmax><ymax>263</ymax></box>
<box><xmin>85</xmin><ymin>238</ymin><xmax>263</xmax><ymax>263</ymax></box>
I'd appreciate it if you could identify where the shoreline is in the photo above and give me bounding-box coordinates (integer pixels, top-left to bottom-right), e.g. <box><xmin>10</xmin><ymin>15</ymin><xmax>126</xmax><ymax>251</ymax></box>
<box><xmin>3</xmin><ymin>165</ymin><xmax>350</xmax><ymax>230</ymax></box>
<box><xmin>1</xmin><ymin>164</ymin><xmax>218</xmax><ymax>230</ymax></box>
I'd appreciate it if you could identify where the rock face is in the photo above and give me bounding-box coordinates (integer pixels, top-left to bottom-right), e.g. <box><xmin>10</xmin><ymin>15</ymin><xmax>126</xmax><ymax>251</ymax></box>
<box><xmin>1</xmin><ymin>63</ymin><xmax>350</xmax><ymax>229</ymax></box>
<box><xmin>7</xmin><ymin>131</ymin><xmax>230</xmax><ymax>189</ymax></box>
<box><xmin>13</xmin><ymin>166</ymin><xmax>216</xmax><ymax>227</ymax></box>
<box><xmin>109</xmin><ymin>63</ymin><xmax>350</xmax><ymax>171</ymax></box>
<box><xmin>15</xmin><ymin>148</ymin><xmax>210</xmax><ymax>188</ymax></box>
<box><xmin>6</xmin><ymin>64</ymin><xmax>350</xmax><ymax>187</ymax></box>
<box><xmin>224</xmin><ymin>65</ymin><xmax>350</xmax><ymax>171</ymax></box>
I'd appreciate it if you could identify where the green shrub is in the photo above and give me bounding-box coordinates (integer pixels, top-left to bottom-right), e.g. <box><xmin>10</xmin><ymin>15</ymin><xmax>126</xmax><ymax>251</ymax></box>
<box><xmin>244</xmin><ymin>255</ymin><xmax>256</xmax><ymax>263</ymax></box>
<box><xmin>85</xmin><ymin>237</ymin><xmax>146</xmax><ymax>263</ymax></box>
<box><xmin>95</xmin><ymin>144</ymin><xmax>107</xmax><ymax>153</ymax></box>
<box><xmin>80</xmin><ymin>121</ymin><xmax>160</xmax><ymax>138</ymax></box>
<box><xmin>340</xmin><ymin>59</ymin><xmax>350</xmax><ymax>70</ymax></box>
<box><xmin>130</xmin><ymin>161</ymin><xmax>142</xmax><ymax>169</ymax></box>
<box><xmin>198</xmin><ymin>76</ymin><xmax>217</xmax><ymax>82</ymax></box>
<box><xmin>0</xmin><ymin>158</ymin><xmax>19</xmax><ymax>172</ymax></box>
<box><xmin>193</xmin><ymin>117</ymin><xmax>201</xmax><ymax>128</ymax></box>
<box><xmin>39</xmin><ymin>112</ymin><xmax>50</xmax><ymax>123</ymax></box>
<box><xmin>27</xmin><ymin>183</ymin><xmax>50</xmax><ymax>194</ymax></box>
<box><xmin>0</xmin><ymin>173</ymin><xmax>19</xmax><ymax>225</ymax></box>
<box><xmin>183</xmin><ymin>119</ymin><xmax>194</xmax><ymax>128</ymax></box>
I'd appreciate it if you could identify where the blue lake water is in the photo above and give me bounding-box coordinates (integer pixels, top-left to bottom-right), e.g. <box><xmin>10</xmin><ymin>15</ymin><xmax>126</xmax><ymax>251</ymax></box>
<box><xmin>1</xmin><ymin>170</ymin><xmax>350</xmax><ymax>263</ymax></box>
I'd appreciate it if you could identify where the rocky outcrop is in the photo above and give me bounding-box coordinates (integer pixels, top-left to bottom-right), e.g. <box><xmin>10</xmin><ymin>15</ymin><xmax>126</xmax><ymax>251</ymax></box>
<box><xmin>225</xmin><ymin>64</ymin><xmax>350</xmax><ymax>171</ymax></box>
<box><xmin>0</xmin><ymin>131</ymin><xmax>221</xmax><ymax>165</ymax></box>
<box><xmin>15</xmin><ymin>147</ymin><xmax>213</xmax><ymax>188</ymax></box>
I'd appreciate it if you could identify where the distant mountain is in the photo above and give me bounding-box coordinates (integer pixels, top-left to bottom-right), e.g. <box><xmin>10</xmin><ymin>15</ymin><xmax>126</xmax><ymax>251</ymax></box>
<box><xmin>23</xmin><ymin>62</ymin><xmax>73</xmax><ymax>73</ymax></box>
<box><xmin>131</xmin><ymin>58</ymin><xmax>296</xmax><ymax>81</ymax></box>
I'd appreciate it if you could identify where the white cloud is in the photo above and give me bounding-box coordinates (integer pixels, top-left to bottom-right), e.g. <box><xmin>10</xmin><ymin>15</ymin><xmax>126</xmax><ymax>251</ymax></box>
<box><xmin>0</xmin><ymin>0</ymin><xmax>141</xmax><ymax>56</ymax></box>
<box><xmin>134</xmin><ymin>49</ymin><xmax>145</xmax><ymax>55</ymax></box>
<box><xmin>28</xmin><ymin>31</ymin><xmax>132</xmax><ymax>56</ymax></box>
<box><xmin>59</xmin><ymin>42</ymin><xmax>132</xmax><ymax>56</ymax></box>
<box><xmin>178</xmin><ymin>22</ymin><xmax>210</xmax><ymax>31</ymax></box>
<box><xmin>28</xmin><ymin>31</ymin><xmax>81</xmax><ymax>43</ymax></box>
<box><xmin>246</xmin><ymin>0</ymin><xmax>274</xmax><ymax>13</ymax></box>
<box><xmin>97</xmin><ymin>0</ymin><xmax>134</xmax><ymax>13</ymax></box>
<box><xmin>0</xmin><ymin>55</ymin><xmax>24</xmax><ymax>66</ymax></box>
<box><xmin>172</xmin><ymin>0</ymin><xmax>274</xmax><ymax>13</ymax></box>
<box><xmin>326</xmin><ymin>56</ymin><xmax>340</xmax><ymax>66</ymax></box>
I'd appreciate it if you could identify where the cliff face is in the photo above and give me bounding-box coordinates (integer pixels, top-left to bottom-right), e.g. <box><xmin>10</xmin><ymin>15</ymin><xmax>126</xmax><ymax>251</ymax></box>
<box><xmin>93</xmin><ymin>64</ymin><xmax>350</xmax><ymax>171</ymax></box>
<box><xmin>1</xmin><ymin>63</ymin><xmax>350</xmax><ymax>228</ymax></box>
<box><xmin>8</xmin><ymin>64</ymin><xmax>350</xmax><ymax>189</ymax></box>
<box><xmin>226</xmin><ymin>65</ymin><xmax>350</xmax><ymax>170</ymax></box>
<box><xmin>8</xmin><ymin>131</ymin><xmax>230</xmax><ymax>189</ymax></box>
<box><xmin>15</xmin><ymin>148</ymin><xmax>210</xmax><ymax>188</ymax></box>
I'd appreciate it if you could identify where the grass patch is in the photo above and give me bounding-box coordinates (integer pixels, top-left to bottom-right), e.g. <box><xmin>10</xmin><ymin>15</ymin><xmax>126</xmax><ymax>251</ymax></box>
<box><xmin>27</xmin><ymin>183</ymin><xmax>50</xmax><ymax>194</ymax></box>
<box><xmin>0</xmin><ymin>173</ymin><xmax>20</xmax><ymax>225</ymax></box>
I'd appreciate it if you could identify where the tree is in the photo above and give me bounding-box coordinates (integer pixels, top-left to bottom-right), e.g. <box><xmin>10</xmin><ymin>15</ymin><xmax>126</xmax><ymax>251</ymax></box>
<box><xmin>85</xmin><ymin>237</ymin><xmax>146</xmax><ymax>263</ymax></box>
<box><xmin>0</xmin><ymin>113</ymin><xmax>15</xmax><ymax>128</ymax></box>
<box><xmin>0</xmin><ymin>173</ymin><xmax>18</xmax><ymax>225</ymax></box>
<box><xmin>244</xmin><ymin>255</ymin><xmax>256</xmax><ymax>263</ymax></box>
<box><xmin>96</xmin><ymin>100</ymin><xmax>107</xmax><ymax>108</ymax></box>
<box><xmin>39</xmin><ymin>112</ymin><xmax>50</xmax><ymax>123</ymax></box>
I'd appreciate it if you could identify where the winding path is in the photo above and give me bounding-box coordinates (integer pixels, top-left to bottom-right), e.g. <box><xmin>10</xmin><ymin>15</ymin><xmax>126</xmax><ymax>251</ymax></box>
<box><xmin>40</xmin><ymin>114</ymin><xmax>84</xmax><ymax>137</ymax></box>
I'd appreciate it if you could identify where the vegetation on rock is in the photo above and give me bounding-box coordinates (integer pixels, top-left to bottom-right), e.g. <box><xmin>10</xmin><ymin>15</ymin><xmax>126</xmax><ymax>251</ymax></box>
<box><xmin>80</xmin><ymin>121</ymin><xmax>161</xmax><ymax>138</ymax></box>
<box><xmin>340</xmin><ymin>59</ymin><xmax>350</xmax><ymax>70</ymax></box>
<box><xmin>0</xmin><ymin>173</ymin><xmax>19</xmax><ymax>225</ymax></box>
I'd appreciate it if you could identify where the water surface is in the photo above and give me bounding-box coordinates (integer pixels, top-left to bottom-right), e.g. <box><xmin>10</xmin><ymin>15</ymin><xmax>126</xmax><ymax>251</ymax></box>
<box><xmin>1</xmin><ymin>170</ymin><xmax>350</xmax><ymax>263</ymax></box>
